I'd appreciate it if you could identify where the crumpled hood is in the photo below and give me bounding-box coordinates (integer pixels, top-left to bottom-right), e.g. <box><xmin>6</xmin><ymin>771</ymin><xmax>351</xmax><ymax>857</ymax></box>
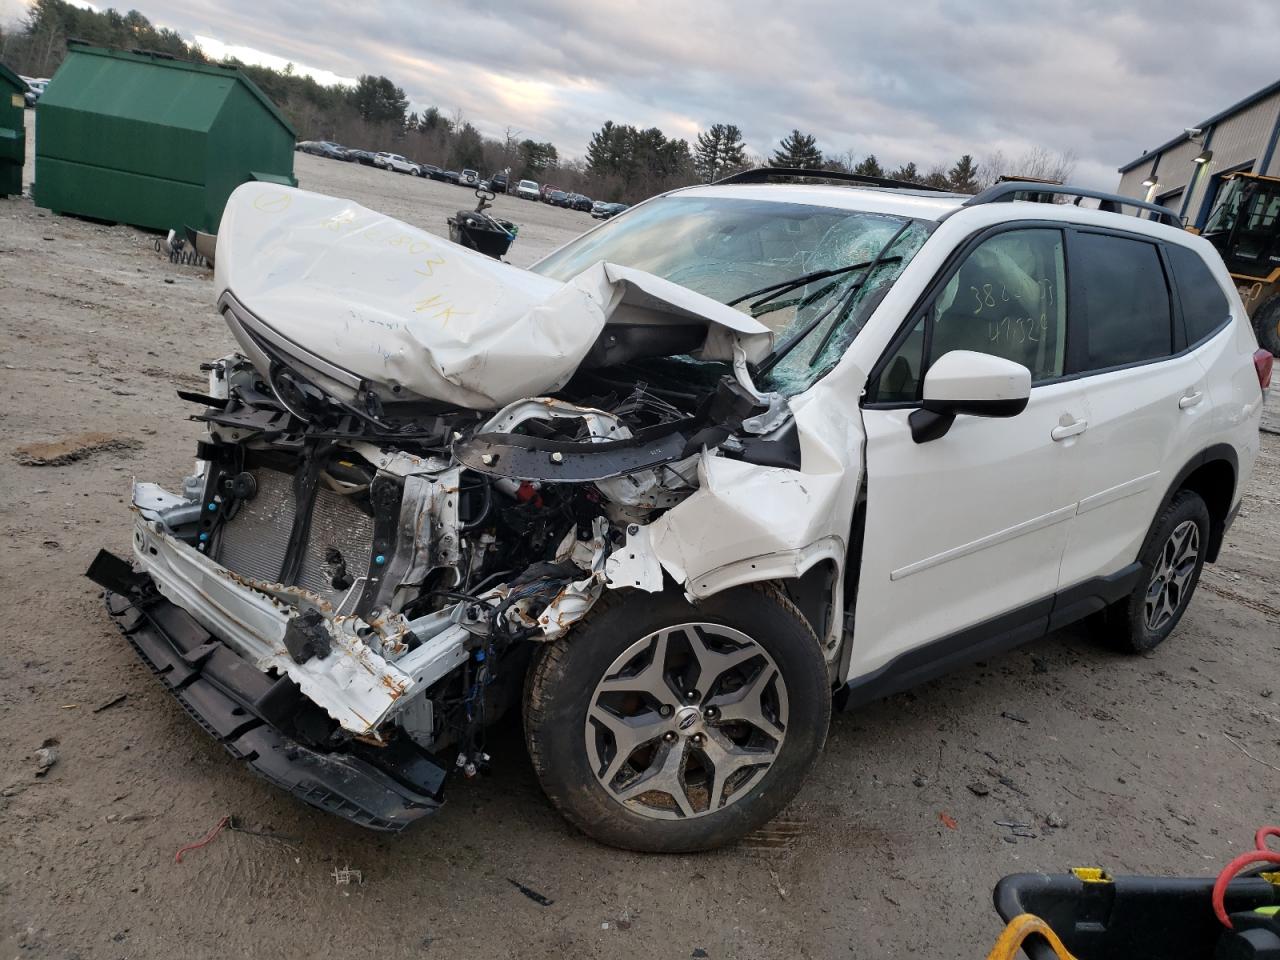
<box><xmin>214</xmin><ymin>182</ymin><xmax>773</xmax><ymax>410</ymax></box>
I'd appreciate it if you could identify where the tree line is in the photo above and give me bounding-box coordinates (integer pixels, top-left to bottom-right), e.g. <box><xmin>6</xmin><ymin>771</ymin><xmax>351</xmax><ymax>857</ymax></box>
<box><xmin>1</xmin><ymin>0</ymin><xmax>1075</xmax><ymax>204</ymax></box>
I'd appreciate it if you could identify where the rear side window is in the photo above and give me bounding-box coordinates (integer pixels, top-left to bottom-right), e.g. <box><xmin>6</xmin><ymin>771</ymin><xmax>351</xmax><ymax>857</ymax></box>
<box><xmin>1166</xmin><ymin>244</ymin><xmax>1231</xmax><ymax>345</ymax></box>
<box><xmin>1073</xmin><ymin>233</ymin><xmax>1172</xmax><ymax>371</ymax></box>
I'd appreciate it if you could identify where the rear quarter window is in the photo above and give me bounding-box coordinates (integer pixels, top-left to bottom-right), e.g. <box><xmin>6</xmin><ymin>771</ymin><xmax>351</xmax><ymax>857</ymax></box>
<box><xmin>1167</xmin><ymin>244</ymin><xmax>1232</xmax><ymax>345</ymax></box>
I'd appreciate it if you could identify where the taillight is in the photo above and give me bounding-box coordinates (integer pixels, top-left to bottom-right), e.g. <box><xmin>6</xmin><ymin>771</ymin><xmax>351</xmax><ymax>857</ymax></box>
<box><xmin>1254</xmin><ymin>349</ymin><xmax>1273</xmax><ymax>392</ymax></box>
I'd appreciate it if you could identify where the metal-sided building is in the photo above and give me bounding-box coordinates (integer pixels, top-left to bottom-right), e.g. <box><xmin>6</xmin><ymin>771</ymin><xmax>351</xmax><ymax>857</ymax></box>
<box><xmin>1116</xmin><ymin>78</ymin><xmax>1280</xmax><ymax>229</ymax></box>
<box><xmin>34</xmin><ymin>44</ymin><xmax>297</xmax><ymax>232</ymax></box>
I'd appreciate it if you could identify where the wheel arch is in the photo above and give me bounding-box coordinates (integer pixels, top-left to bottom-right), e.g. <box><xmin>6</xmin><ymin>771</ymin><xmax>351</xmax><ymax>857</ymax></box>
<box><xmin>1155</xmin><ymin>443</ymin><xmax>1238</xmax><ymax>563</ymax></box>
<box><xmin>679</xmin><ymin>537</ymin><xmax>846</xmax><ymax>660</ymax></box>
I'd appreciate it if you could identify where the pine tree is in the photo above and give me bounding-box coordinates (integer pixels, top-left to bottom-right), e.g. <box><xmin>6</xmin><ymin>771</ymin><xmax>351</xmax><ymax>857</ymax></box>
<box><xmin>694</xmin><ymin>123</ymin><xmax>746</xmax><ymax>182</ymax></box>
<box><xmin>771</xmin><ymin>129</ymin><xmax>823</xmax><ymax>169</ymax></box>
<box><xmin>853</xmin><ymin>154</ymin><xmax>885</xmax><ymax>178</ymax></box>
<box><xmin>890</xmin><ymin>162</ymin><xmax>920</xmax><ymax>183</ymax></box>
<box><xmin>948</xmin><ymin>154</ymin><xmax>979</xmax><ymax>194</ymax></box>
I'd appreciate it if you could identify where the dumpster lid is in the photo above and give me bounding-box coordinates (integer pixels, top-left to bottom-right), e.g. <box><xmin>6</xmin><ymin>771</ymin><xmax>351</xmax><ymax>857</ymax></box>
<box><xmin>58</xmin><ymin>44</ymin><xmax>296</xmax><ymax>138</ymax></box>
<box><xmin>250</xmin><ymin>171</ymin><xmax>298</xmax><ymax>187</ymax></box>
<box><xmin>0</xmin><ymin>60</ymin><xmax>25</xmax><ymax>95</ymax></box>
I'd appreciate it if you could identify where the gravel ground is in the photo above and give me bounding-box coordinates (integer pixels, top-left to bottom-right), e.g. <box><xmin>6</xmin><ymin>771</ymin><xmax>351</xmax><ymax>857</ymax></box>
<box><xmin>3</xmin><ymin>127</ymin><xmax>1279</xmax><ymax>960</ymax></box>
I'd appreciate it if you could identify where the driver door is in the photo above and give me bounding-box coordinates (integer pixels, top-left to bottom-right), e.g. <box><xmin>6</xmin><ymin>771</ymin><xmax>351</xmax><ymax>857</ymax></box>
<box><xmin>847</xmin><ymin>225</ymin><xmax>1089</xmax><ymax>689</ymax></box>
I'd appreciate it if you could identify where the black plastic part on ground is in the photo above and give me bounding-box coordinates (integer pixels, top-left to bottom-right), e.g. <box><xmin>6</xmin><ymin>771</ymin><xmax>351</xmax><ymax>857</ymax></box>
<box><xmin>89</xmin><ymin>550</ymin><xmax>447</xmax><ymax>832</ymax></box>
<box><xmin>994</xmin><ymin>871</ymin><xmax>1280</xmax><ymax>960</ymax></box>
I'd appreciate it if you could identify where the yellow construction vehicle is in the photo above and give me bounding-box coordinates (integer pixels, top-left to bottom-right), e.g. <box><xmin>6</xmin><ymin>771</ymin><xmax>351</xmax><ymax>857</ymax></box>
<box><xmin>1199</xmin><ymin>171</ymin><xmax>1280</xmax><ymax>355</ymax></box>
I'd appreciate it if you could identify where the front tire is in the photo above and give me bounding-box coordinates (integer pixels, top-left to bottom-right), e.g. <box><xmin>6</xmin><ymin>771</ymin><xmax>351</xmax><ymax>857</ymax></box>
<box><xmin>524</xmin><ymin>584</ymin><xmax>830</xmax><ymax>853</ymax></box>
<box><xmin>1098</xmin><ymin>489</ymin><xmax>1210</xmax><ymax>653</ymax></box>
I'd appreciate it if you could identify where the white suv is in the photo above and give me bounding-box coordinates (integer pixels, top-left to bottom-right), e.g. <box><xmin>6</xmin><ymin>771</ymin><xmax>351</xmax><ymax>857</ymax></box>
<box><xmin>374</xmin><ymin>152</ymin><xmax>420</xmax><ymax>175</ymax></box>
<box><xmin>93</xmin><ymin>172</ymin><xmax>1269</xmax><ymax>853</ymax></box>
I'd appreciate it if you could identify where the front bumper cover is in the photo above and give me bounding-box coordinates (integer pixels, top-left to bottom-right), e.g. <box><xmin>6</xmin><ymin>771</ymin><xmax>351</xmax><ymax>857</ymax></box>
<box><xmin>92</xmin><ymin>553</ymin><xmax>447</xmax><ymax>831</ymax></box>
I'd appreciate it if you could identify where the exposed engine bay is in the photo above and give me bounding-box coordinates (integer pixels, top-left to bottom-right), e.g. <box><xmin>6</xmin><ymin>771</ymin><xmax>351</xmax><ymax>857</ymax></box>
<box><xmin>91</xmin><ymin>183</ymin><xmax>855</xmax><ymax>830</ymax></box>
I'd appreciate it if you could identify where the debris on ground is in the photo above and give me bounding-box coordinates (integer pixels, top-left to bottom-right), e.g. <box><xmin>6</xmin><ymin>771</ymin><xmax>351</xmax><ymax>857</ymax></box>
<box><xmin>1000</xmin><ymin>710</ymin><xmax>1029</xmax><ymax>724</ymax></box>
<box><xmin>967</xmin><ymin>781</ymin><xmax>991</xmax><ymax>797</ymax></box>
<box><xmin>92</xmin><ymin>693</ymin><xmax>128</xmax><ymax>714</ymax></box>
<box><xmin>332</xmin><ymin>865</ymin><xmax>363</xmax><ymax>886</ymax></box>
<box><xmin>1046</xmin><ymin>812</ymin><xmax>1068</xmax><ymax>829</ymax></box>
<box><xmin>939</xmin><ymin>812</ymin><xmax>958</xmax><ymax>830</ymax></box>
<box><xmin>13</xmin><ymin>432</ymin><xmax>141</xmax><ymax>466</ymax></box>
<box><xmin>33</xmin><ymin>738</ymin><xmax>58</xmax><ymax>777</ymax></box>
<box><xmin>507</xmin><ymin>878</ymin><xmax>553</xmax><ymax>906</ymax></box>
<box><xmin>174</xmin><ymin>814</ymin><xmax>231</xmax><ymax>862</ymax></box>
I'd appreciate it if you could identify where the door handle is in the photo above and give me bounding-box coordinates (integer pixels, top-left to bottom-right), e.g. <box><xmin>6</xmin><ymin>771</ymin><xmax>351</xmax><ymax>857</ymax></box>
<box><xmin>1051</xmin><ymin>418</ymin><xmax>1088</xmax><ymax>441</ymax></box>
<box><xmin>1179</xmin><ymin>389</ymin><xmax>1204</xmax><ymax>409</ymax></box>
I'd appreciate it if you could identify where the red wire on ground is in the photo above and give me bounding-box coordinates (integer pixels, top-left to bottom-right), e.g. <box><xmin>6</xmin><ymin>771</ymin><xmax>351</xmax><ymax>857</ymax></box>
<box><xmin>174</xmin><ymin>815</ymin><xmax>230</xmax><ymax>864</ymax></box>
<box><xmin>1212</xmin><ymin>825</ymin><xmax>1280</xmax><ymax>928</ymax></box>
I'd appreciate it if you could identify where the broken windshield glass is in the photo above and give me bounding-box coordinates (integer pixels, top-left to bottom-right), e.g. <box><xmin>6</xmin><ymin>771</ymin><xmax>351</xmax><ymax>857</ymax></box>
<box><xmin>529</xmin><ymin>195</ymin><xmax>929</xmax><ymax>395</ymax></box>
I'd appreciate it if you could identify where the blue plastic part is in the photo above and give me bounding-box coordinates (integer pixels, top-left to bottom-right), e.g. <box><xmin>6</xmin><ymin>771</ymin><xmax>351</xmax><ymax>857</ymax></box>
<box><xmin>374</xmin><ymin>554</ymin><xmax>386</xmax><ymax>566</ymax></box>
<box><xmin>206</xmin><ymin>502</ymin><xmax>218</xmax><ymax>512</ymax></box>
<box><xmin>198</xmin><ymin>532</ymin><xmax>209</xmax><ymax>542</ymax></box>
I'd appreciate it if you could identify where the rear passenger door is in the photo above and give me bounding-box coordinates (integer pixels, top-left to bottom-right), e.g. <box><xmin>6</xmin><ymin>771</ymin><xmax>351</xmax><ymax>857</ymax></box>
<box><xmin>1055</xmin><ymin>229</ymin><xmax>1216</xmax><ymax>591</ymax></box>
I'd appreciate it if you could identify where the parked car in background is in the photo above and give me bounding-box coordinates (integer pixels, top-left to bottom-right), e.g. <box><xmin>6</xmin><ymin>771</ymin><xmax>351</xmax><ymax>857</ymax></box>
<box><xmin>490</xmin><ymin>173</ymin><xmax>509</xmax><ymax>194</ymax></box>
<box><xmin>298</xmin><ymin>141</ymin><xmax>349</xmax><ymax>161</ymax></box>
<box><xmin>376</xmin><ymin>153</ymin><xmax>422</xmax><ymax>175</ymax></box>
<box><xmin>540</xmin><ymin>184</ymin><xmax>563</xmax><ymax>202</ymax></box>
<box><xmin>20</xmin><ymin>76</ymin><xmax>47</xmax><ymax>107</ymax></box>
<box><xmin>442</xmin><ymin>170</ymin><xmax>462</xmax><ymax>185</ymax></box>
<box><xmin>418</xmin><ymin>163</ymin><xmax>442</xmax><ymax>179</ymax></box>
<box><xmin>347</xmin><ymin>149</ymin><xmax>378</xmax><ymax>166</ymax></box>
<box><xmin>592</xmin><ymin>202</ymin><xmax>631</xmax><ymax>219</ymax></box>
<box><xmin>590</xmin><ymin>199</ymin><xmax>610</xmax><ymax>217</ymax></box>
<box><xmin>548</xmin><ymin>190</ymin><xmax>569</xmax><ymax>207</ymax></box>
<box><xmin>568</xmin><ymin>193</ymin><xmax>593</xmax><ymax>212</ymax></box>
<box><xmin>460</xmin><ymin>169</ymin><xmax>480</xmax><ymax>187</ymax></box>
<box><xmin>516</xmin><ymin>179</ymin><xmax>540</xmax><ymax>200</ymax></box>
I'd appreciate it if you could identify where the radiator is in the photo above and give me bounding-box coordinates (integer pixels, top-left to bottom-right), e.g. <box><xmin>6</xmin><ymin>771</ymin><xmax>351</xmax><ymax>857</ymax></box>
<box><xmin>216</xmin><ymin>467</ymin><xmax>376</xmax><ymax>604</ymax></box>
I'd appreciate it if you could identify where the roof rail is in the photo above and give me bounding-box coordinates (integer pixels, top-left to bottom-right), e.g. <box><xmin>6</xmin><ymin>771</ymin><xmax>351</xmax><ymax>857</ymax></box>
<box><xmin>712</xmin><ymin>166</ymin><xmax>950</xmax><ymax>193</ymax></box>
<box><xmin>949</xmin><ymin>181</ymin><xmax>1183</xmax><ymax>228</ymax></box>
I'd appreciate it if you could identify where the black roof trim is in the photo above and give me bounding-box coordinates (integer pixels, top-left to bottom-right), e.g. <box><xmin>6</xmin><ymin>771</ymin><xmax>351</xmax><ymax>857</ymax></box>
<box><xmin>1117</xmin><ymin>77</ymin><xmax>1280</xmax><ymax>173</ymax></box>
<box><xmin>941</xmin><ymin>181</ymin><xmax>1183</xmax><ymax>228</ymax></box>
<box><xmin>712</xmin><ymin>166</ymin><xmax>951</xmax><ymax>192</ymax></box>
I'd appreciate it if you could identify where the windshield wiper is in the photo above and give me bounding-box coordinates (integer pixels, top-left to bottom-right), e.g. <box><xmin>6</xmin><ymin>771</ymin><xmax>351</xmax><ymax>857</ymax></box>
<box><xmin>755</xmin><ymin>220</ymin><xmax>914</xmax><ymax>377</ymax></box>
<box><xmin>727</xmin><ymin>258</ymin><xmax>897</xmax><ymax>310</ymax></box>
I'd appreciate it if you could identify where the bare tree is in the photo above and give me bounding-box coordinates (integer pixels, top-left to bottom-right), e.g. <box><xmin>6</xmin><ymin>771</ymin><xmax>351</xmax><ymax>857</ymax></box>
<box><xmin>978</xmin><ymin>147</ymin><xmax>1078</xmax><ymax>189</ymax></box>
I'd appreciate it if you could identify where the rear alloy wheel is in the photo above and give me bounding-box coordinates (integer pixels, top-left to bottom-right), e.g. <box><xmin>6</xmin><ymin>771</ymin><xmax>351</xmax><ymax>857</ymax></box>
<box><xmin>524</xmin><ymin>585</ymin><xmax>830</xmax><ymax>852</ymax></box>
<box><xmin>1098</xmin><ymin>489</ymin><xmax>1210</xmax><ymax>653</ymax></box>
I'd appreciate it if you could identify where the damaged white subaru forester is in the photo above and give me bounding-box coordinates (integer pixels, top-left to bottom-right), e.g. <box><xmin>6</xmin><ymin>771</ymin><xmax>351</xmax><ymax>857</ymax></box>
<box><xmin>90</xmin><ymin>170</ymin><xmax>1270</xmax><ymax>852</ymax></box>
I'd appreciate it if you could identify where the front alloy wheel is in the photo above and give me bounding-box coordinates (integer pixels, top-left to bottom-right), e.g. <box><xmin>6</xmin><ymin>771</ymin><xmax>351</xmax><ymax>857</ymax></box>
<box><xmin>586</xmin><ymin>623</ymin><xmax>788</xmax><ymax>820</ymax></box>
<box><xmin>525</xmin><ymin>585</ymin><xmax>830</xmax><ymax>852</ymax></box>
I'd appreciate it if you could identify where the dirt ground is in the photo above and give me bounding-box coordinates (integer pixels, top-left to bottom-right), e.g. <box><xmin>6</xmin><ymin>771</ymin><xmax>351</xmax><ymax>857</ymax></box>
<box><xmin>3</xmin><ymin>124</ymin><xmax>1279</xmax><ymax>960</ymax></box>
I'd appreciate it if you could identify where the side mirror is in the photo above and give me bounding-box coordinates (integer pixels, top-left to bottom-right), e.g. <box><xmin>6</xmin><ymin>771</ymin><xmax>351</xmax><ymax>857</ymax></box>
<box><xmin>910</xmin><ymin>350</ymin><xmax>1031</xmax><ymax>443</ymax></box>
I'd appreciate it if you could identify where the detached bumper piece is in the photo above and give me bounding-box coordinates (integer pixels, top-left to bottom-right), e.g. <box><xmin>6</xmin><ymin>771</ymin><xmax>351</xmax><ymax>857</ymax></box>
<box><xmin>93</xmin><ymin>554</ymin><xmax>446</xmax><ymax>832</ymax></box>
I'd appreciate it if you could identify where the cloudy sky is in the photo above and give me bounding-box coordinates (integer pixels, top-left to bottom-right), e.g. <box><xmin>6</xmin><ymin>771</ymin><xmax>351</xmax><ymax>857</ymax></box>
<box><xmin>5</xmin><ymin>0</ymin><xmax>1279</xmax><ymax>186</ymax></box>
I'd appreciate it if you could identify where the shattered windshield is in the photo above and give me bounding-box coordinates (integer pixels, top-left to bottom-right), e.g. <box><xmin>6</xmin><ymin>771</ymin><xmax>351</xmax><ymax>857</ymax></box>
<box><xmin>530</xmin><ymin>195</ymin><xmax>929</xmax><ymax>394</ymax></box>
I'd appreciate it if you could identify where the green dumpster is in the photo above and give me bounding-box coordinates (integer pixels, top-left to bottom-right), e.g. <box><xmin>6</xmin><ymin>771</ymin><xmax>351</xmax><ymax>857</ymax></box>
<box><xmin>0</xmin><ymin>61</ymin><xmax>25</xmax><ymax>198</ymax></box>
<box><xmin>34</xmin><ymin>44</ymin><xmax>297</xmax><ymax>232</ymax></box>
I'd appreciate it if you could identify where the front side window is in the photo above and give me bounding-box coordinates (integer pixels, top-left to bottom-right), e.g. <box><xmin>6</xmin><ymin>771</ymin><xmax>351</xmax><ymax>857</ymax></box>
<box><xmin>531</xmin><ymin>195</ymin><xmax>929</xmax><ymax>395</ymax></box>
<box><xmin>1073</xmin><ymin>232</ymin><xmax>1172</xmax><ymax>371</ymax></box>
<box><xmin>874</xmin><ymin>228</ymin><xmax>1067</xmax><ymax>402</ymax></box>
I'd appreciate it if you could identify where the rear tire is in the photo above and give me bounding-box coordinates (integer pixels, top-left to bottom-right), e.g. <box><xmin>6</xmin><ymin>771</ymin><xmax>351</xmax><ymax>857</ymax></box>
<box><xmin>1097</xmin><ymin>489</ymin><xmax>1210</xmax><ymax>653</ymax></box>
<box><xmin>1253</xmin><ymin>294</ymin><xmax>1280</xmax><ymax>357</ymax></box>
<box><xmin>524</xmin><ymin>584</ymin><xmax>830</xmax><ymax>853</ymax></box>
